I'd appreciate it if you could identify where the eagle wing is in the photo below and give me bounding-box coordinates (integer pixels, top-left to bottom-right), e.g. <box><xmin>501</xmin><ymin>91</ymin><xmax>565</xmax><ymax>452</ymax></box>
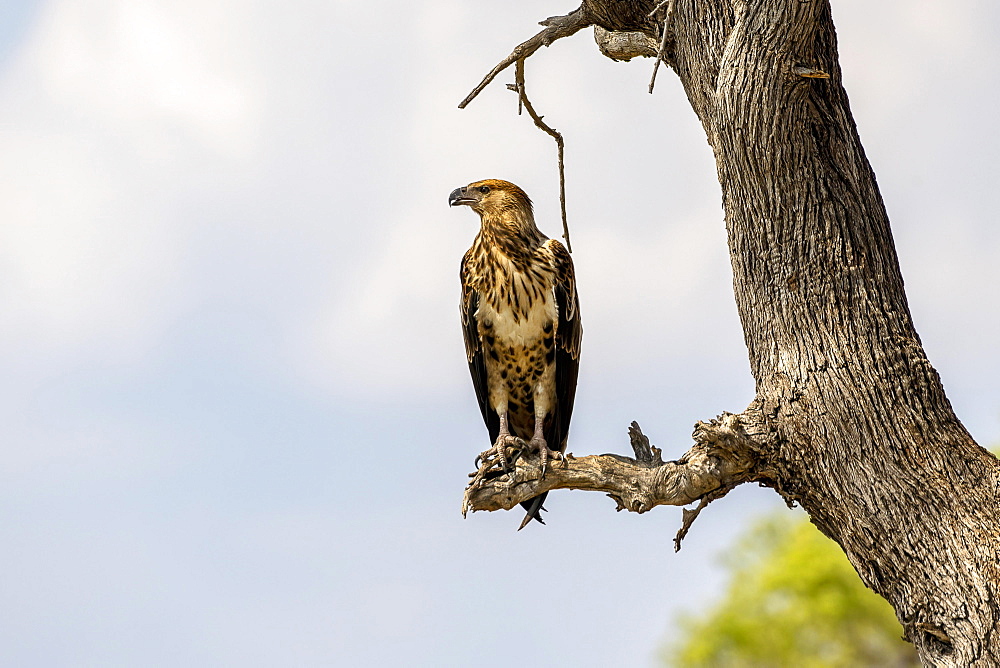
<box><xmin>545</xmin><ymin>239</ymin><xmax>582</xmax><ymax>452</ymax></box>
<box><xmin>460</xmin><ymin>250</ymin><xmax>501</xmax><ymax>443</ymax></box>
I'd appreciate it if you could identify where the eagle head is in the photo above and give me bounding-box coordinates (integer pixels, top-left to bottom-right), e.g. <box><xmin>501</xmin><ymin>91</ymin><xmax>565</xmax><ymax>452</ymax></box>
<box><xmin>448</xmin><ymin>179</ymin><xmax>533</xmax><ymax>217</ymax></box>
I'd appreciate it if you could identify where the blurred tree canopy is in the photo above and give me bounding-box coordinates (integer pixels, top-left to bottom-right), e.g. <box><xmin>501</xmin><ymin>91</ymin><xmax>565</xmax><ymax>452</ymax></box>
<box><xmin>664</xmin><ymin>511</ymin><xmax>920</xmax><ymax>667</ymax></box>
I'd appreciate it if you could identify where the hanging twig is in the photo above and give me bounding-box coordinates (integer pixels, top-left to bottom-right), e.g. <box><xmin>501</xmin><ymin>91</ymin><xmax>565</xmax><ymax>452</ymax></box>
<box><xmin>648</xmin><ymin>0</ymin><xmax>672</xmax><ymax>16</ymax></box>
<box><xmin>648</xmin><ymin>0</ymin><xmax>675</xmax><ymax>94</ymax></box>
<box><xmin>512</xmin><ymin>58</ymin><xmax>572</xmax><ymax>253</ymax></box>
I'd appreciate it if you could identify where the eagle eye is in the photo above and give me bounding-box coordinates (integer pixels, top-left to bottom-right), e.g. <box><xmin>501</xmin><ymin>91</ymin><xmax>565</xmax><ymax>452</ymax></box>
<box><xmin>478</xmin><ymin>185</ymin><xmax>491</xmax><ymax>194</ymax></box>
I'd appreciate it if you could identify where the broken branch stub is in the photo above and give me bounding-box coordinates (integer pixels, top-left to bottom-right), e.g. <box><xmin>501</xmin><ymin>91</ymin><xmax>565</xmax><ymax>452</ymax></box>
<box><xmin>593</xmin><ymin>26</ymin><xmax>659</xmax><ymax>62</ymax></box>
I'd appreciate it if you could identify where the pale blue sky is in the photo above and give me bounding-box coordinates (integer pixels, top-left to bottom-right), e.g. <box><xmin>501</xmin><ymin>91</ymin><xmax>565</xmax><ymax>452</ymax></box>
<box><xmin>0</xmin><ymin>1</ymin><xmax>997</xmax><ymax>665</ymax></box>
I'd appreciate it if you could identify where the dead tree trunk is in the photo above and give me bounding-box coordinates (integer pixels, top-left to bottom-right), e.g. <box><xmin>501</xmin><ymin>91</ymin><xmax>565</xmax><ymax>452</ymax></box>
<box><xmin>668</xmin><ymin>1</ymin><xmax>1000</xmax><ymax>664</ymax></box>
<box><xmin>460</xmin><ymin>2</ymin><xmax>1000</xmax><ymax>664</ymax></box>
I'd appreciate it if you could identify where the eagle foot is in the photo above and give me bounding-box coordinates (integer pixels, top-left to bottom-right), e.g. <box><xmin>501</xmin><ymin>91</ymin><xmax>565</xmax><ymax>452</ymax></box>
<box><xmin>475</xmin><ymin>435</ymin><xmax>525</xmax><ymax>473</ymax></box>
<box><xmin>529</xmin><ymin>437</ymin><xmax>565</xmax><ymax>478</ymax></box>
<box><xmin>463</xmin><ymin>437</ymin><xmax>527</xmax><ymax>518</ymax></box>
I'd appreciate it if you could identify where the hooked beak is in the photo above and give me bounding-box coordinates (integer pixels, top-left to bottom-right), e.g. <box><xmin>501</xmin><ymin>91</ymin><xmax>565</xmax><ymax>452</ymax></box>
<box><xmin>449</xmin><ymin>186</ymin><xmax>477</xmax><ymax>207</ymax></box>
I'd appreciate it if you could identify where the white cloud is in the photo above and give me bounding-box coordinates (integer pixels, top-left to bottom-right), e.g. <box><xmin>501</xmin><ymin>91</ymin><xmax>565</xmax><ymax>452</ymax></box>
<box><xmin>0</xmin><ymin>0</ymin><xmax>267</xmax><ymax>362</ymax></box>
<box><xmin>34</xmin><ymin>0</ymin><xmax>259</xmax><ymax>154</ymax></box>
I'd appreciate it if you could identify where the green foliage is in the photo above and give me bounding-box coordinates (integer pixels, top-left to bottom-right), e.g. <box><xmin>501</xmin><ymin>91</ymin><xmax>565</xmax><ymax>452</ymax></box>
<box><xmin>664</xmin><ymin>511</ymin><xmax>919</xmax><ymax>667</ymax></box>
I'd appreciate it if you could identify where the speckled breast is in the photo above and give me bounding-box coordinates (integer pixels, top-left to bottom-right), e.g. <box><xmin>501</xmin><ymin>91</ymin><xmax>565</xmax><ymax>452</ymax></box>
<box><xmin>476</xmin><ymin>281</ymin><xmax>558</xmax><ymax>439</ymax></box>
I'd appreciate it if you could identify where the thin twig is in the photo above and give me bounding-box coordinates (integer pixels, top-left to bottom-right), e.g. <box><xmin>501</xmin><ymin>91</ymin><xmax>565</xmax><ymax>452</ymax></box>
<box><xmin>648</xmin><ymin>0</ymin><xmax>675</xmax><ymax>94</ymax></box>
<box><xmin>647</xmin><ymin>27</ymin><xmax>668</xmax><ymax>94</ymax></box>
<box><xmin>514</xmin><ymin>58</ymin><xmax>572</xmax><ymax>253</ymax></box>
<box><xmin>458</xmin><ymin>9</ymin><xmax>591</xmax><ymax>109</ymax></box>
<box><xmin>648</xmin><ymin>0</ymin><xmax>671</xmax><ymax>17</ymax></box>
<box><xmin>673</xmin><ymin>482</ymin><xmax>737</xmax><ymax>551</ymax></box>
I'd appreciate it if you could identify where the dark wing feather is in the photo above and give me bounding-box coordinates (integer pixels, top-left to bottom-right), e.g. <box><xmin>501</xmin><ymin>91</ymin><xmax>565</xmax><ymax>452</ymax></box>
<box><xmin>544</xmin><ymin>239</ymin><xmax>582</xmax><ymax>453</ymax></box>
<box><xmin>520</xmin><ymin>240</ymin><xmax>581</xmax><ymax>529</ymax></box>
<box><xmin>460</xmin><ymin>251</ymin><xmax>500</xmax><ymax>443</ymax></box>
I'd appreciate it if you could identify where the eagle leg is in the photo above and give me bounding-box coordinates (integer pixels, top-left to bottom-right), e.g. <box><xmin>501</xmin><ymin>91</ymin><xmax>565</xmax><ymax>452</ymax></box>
<box><xmin>477</xmin><ymin>411</ymin><xmax>521</xmax><ymax>474</ymax></box>
<box><xmin>529</xmin><ymin>416</ymin><xmax>564</xmax><ymax>478</ymax></box>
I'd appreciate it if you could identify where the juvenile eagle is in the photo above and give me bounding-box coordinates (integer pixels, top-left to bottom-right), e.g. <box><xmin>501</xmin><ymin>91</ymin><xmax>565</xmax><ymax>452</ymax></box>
<box><xmin>450</xmin><ymin>179</ymin><xmax>582</xmax><ymax>529</ymax></box>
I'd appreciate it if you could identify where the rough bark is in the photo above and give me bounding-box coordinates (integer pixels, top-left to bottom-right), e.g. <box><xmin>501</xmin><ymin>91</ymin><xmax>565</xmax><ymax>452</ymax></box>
<box><xmin>666</xmin><ymin>2</ymin><xmax>1000</xmax><ymax>663</ymax></box>
<box><xmin>460</xmin><ymin>1</ymin><xmax>1000</xmax><ymax>665</ymax></box>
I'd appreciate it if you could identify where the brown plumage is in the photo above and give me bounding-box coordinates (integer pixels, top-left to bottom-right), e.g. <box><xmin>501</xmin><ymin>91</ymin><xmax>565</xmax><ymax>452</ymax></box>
<box><xmin>450</xmin><ymin>179</ymin><xmax>582</xmax><ymax>529</ymax></box>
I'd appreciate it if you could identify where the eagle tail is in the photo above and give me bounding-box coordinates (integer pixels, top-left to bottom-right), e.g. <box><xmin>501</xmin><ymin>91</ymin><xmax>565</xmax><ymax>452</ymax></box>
<box><xmin>517</xmin><ymin>493</ymin><xmax>548</xmax><ymax>531</ymax></box>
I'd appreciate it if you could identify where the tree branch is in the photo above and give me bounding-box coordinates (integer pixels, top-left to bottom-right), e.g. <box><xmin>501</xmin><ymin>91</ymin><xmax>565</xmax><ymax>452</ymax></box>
<box><xmin>458</xmin><ymin>7</ymin><xmax>593</xmax><ymax>109</ymax></box>
<box><xmin>647</xmin><ymin>0</ymin><xmax>674</xmax><ymax>94</ymax></box>
<box><xmin>511</xmin><ymin>59</ymin><xmax>572</xmax><ymax>252</ymax></box>
<box><xmin>463</xmin><ymin>413</ymin><xmax>761</xmax><ymax>544</ymax></box>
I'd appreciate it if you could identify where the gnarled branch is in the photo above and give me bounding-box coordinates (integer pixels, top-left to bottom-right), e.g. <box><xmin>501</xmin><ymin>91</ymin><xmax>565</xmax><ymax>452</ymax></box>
<box><xmin>463</xmin><ymin>413</ymin><xmax>763</xmax><ymax>546</ymax></box>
